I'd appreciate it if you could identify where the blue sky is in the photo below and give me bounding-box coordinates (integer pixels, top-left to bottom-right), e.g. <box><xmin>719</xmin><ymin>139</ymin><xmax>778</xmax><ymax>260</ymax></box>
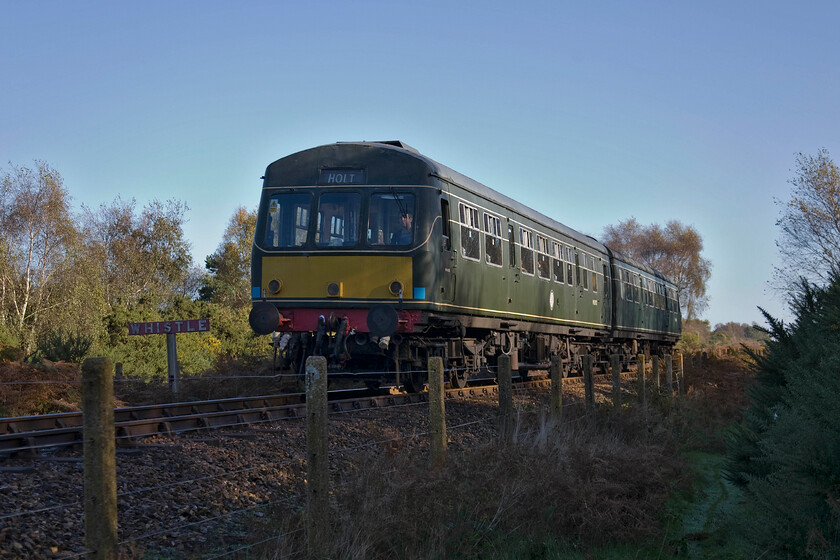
<box><xmin>2</xmin><ymin>1</ymin><xmax>839</xmax><ymax>327</ymax></box>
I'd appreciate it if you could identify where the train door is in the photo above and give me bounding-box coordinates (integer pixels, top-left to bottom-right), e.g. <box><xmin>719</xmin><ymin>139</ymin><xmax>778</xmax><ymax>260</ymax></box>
<box><xmin>574</xmin><ymin>248</ymin><xmax>582</xmax><ymax>319</ymax></box>
<box><xmin>507</xmin><ymin>221</ymin><xmax>519</xmax><ymax>309</ymax></box>
<box><xmin>440</xmin><ymin>197</ymin><xmax>456</xmax><ymax>302</ymax></box>
<box><xmin>582</xmin><ymin>253</ymin><xmax>605</xmax><ymax>327</ymax></box>
<box><xmin>602</xmin><ymin>262</ymin><xmax>612</xmax><ymax>327</ymax></box>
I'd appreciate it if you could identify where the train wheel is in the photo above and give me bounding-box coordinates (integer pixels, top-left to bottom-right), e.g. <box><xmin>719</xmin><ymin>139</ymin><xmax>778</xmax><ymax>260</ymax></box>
<box><xmin>450</xmin><ymin>369</ymin><xmax>468</xmax><ymax>389</ymax></box>
<box><xmin>404</xmin><ymin>371</ymin><xmax>426</xmax><ymax>393</ymax></box>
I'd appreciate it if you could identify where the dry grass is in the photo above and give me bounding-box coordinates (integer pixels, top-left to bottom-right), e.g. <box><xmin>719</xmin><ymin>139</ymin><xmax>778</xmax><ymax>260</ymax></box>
<box><xmin>0</xmin><ymin>361</ymin><xmax>87</xmax><ymax>416</ymax></box>
<box><xmin>251</xmin><ymin>405</ymin><xmax>690</xmax><ymax>559</ymax></box>
<box><xmin>113</xmin><ymin>357</ymin><xmax>290</xmax><ymax>406</ymax></box>
<box><xmin>675</xmin><ymin>350</ymin><xmax>756</xmax><ymax>452</ymax></box>
<box><xmin>244</xmin><ymin>353</ymin><xmax>757</xmax><ymax>559</ymax></box>
<box><xmin>0</xmin><ymin>358</ymin><xmax>292</xmax><ymax>416</ymax></box>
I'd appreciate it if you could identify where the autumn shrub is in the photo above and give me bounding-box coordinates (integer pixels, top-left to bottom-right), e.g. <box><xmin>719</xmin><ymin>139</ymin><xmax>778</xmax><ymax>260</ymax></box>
<box><xmin>676</xmin><ymin>331</ymin><xmax>703</xmax><ymax>353</ymax></box>
<box><xmin>0</xmin><ymin>345</ymin><xmax>24</xmax><ymax>363</ymax></box>
<box><xmin>0</xmin><ymin>322</ymin><xmax>18</xmax><ymax>350</ymax></box>
<box><xmin>0</xmin><ymin>362</ymin><xmax>84</xmax><ymax>416</ymax></box>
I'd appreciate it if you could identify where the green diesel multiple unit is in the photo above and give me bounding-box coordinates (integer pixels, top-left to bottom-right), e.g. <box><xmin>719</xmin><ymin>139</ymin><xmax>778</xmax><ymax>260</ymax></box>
<box><xmin>249</xmin><ymin>141</ymin><xmax>681</xmax><ymax>390</ymax></box>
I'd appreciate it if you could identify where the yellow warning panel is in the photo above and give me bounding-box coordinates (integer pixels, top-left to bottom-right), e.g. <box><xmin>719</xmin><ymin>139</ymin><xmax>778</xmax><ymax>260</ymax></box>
<box><xmin>260</xmin><ymin>255</ymin><xmax>413</xmax><ymax>299</ymax></box>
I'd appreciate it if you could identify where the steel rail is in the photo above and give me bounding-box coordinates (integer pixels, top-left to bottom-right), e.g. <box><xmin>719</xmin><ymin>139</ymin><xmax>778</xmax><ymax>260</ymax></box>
<box><xmin>0</xmin><ymin>373</ymin><xmax>614</xmax><ymax>457</ymax></box>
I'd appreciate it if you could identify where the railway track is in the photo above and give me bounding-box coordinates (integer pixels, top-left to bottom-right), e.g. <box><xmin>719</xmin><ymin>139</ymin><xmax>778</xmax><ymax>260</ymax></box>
<box><xmin>0</xmin><ymin>373</ymin><xmax>615</xmax><ymax>458</ymax></box>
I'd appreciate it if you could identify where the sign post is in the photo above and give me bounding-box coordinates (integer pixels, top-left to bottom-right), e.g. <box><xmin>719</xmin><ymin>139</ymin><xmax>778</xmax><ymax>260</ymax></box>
<box><xmin>128</xmin><ymin>319</ymin><xmax>210</xmax><ymax>393</ymax></box>
<box><xmin>166</xmin><ymin>333</ymin><xmax>179</xmax><ymax>393</ymax></box>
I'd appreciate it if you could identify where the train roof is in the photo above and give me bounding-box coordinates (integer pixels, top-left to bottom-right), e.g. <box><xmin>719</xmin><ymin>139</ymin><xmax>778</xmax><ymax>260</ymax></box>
<box><xmin>265</xmin><ymin>141</ymin><xmax>677</xmax><ymax>288</ymax></box>
<box><xmin>265</xmin><ymin>140</ymin><xmax>607</xmax><ymax>255</ymax></box>
<box><xmin>265</xmin><ymin>141</ymin><xmax>680</xmax><ymax>288</ymax></box>
<box><xmin>605</xmin><ymin>247</ymin><xmax>675</xmax><ymax>286</ymax></box>
<box><xmin>369</xmin><ymin>143</ymin><xmax>678</xmax><ymax>289</ymax></box>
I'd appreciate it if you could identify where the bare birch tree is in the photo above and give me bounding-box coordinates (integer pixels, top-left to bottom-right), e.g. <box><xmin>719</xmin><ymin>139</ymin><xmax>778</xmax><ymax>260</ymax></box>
<box><xmin>774</xmin><ymin>149</ymin><xmax>840</xmax><ymax>292</ymax></box>
<box><xmin>82</xmin><ymin>197</ymin><xmax>193</xmax><ymax>308</ymax></box>
<box><xmin>0</xmin><ymin>161</ymin><xmax>78</xmax><ymax>351</ymax></box>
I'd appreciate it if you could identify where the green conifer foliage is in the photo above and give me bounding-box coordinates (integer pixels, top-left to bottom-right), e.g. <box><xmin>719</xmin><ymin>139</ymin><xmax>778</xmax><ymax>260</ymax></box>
<box><xmin>725</xmin><ymin>275</ymin><xmax>840</xmax><ymax>558</ymax></box>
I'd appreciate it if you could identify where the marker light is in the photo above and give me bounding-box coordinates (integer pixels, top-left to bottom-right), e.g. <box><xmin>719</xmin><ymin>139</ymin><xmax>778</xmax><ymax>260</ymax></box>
<box><xmin>389</xmin><ymin>281</ymin><xmax>403</xmax><ymax>297</ymax></box>
<box><xmin>327</xmin><ymin>282</ymin><xmax>341</xmax><ymax>297</ymax></box>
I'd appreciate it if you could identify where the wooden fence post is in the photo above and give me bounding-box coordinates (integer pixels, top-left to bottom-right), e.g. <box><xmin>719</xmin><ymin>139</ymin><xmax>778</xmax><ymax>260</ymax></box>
<box><xmin>583</xmin><ymin>354</ymin><xmax>595</xmax><ymax>419</ymax></box>
<box><xmin>637</xmin><ymin>354</ymin><xmax>646</xmax><ymax>407</ymax></box>
<box><xmin>678</xmin><ymin>353</ymin><xmax>686</xmax><ymax>397</ymax></box>
<box><xmin>166</xmin><ymin>333</ymin><xmax>179</xmax><ymax>394</ymax></box>
<box><xmin>82</xmin><ymin>357</ymin><xmax>117</xmax><ymax>560</ymax></box>
<box><xmin>305</xmin><ymin>356</ymin><xmax>328</xmax><ymax>558</ymax></box>
<box><xmin>665</xmin><ymin>354</ymin><xmax>674</xmax><ymax>397</ymax></box>
<box><xmin>428</xmin><ymin>357</ymin><xmax>447</xmax><ymax>465</ymax></box>
<box><xmin>549</xmin><ymin>355</ymin><xmax>562</xmax><ymax>423</ymax></box>
<box><xmin>651</xmin><ymin>357</ymin><xmax>660</xmax><ymax>393</ymax></box>
<box><xmin>498</xmin><ymin>354</ymin><xmax>514</xmax><ymax>445</ymax></box>
<box><xmin>610</xmin><ymin>354</ymin><xmax>621</xmax><ymax>409</ymax></box>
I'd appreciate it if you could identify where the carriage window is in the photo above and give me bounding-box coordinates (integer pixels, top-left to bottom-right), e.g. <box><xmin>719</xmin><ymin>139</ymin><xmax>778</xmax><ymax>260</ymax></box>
<box><xmin>602</xmin><ymin>264</ymin><xmax>609</xmax><ymax>297</ymax></box>
<box><xmin>552</xmin><ymin>241</ymin><xmax>564</xmax><ymax>283</ymax></box>
<box><xmin>624</xmin><ymin>270</ymin><xmax>633</xmax><ymax>301</ymax></box>
<box><xmin>316</xmin><ymin>192</ymin><xmax>360</xmax><ymax>247</ymax></box>
<box><xmin>459</xmin><ymin>202</ymin><xmax>481</xmax><ymax>261</ymax></box>
<box><xmin>508</xmin><ymin>224</ymin><xmax>516</xmax><ymax>267</ymax></box>
<box><xmin>368</xmin><ymin>192</ymin><xmax>415</xmax><ymax>246</ymax></box>
<box><xmin>519</xmin><ymin>228</ymin><xmax>534</xmax><ymax>275</ymax></box>
<box><xmin>441</xmin><ymin>199</ymin><xmax>451</xmax><ymax>250</ymax></box>
<box><xmin>536</xmin><ymin>235</ymin><xmax>550</xmax><ymax>279</ymax></box>
<box><xmin>265</xmin><ymin>192</ymin><xmax>312</xmax><ymax>248</ymax></box>
<box><xmin>483</xmin><ymin>212</ymin><xmax>503</xmax><ymax>266</ymax></box>
<box><xmin>581</xmin><ymin>252</ymin><xmax>589</xmax><ymax>290</ymax></box>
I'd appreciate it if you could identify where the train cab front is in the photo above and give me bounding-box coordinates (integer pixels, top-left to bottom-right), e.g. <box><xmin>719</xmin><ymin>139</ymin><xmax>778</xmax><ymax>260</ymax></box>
<box><xmin>248</xmin><ymin>177</ymin><xmax>439</xmax><ymax>376</ymax></box>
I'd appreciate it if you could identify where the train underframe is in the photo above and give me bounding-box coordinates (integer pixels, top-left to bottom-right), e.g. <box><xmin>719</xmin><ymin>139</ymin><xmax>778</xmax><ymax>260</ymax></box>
<box><xmin>272</xmin><ymin>311</ymin><xmax>678</xmax><ymax>392</ymax></box>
